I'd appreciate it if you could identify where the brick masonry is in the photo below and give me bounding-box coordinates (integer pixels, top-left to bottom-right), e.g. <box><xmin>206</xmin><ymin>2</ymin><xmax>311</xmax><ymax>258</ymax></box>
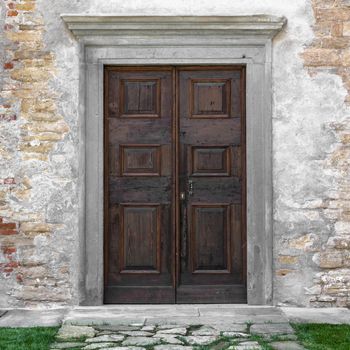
<box><xmin>0</xmin><ymin>0</ymin><xmax>349</xmax><ymax>307</ymax></box>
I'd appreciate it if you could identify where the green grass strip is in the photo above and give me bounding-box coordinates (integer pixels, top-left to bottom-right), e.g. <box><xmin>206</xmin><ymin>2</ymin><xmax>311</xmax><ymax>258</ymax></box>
<box><xmin>293</xmin><ymin>323</ymin><xmax>350</xmax><ymax>350</ymax></box>
<box><xmin>0</xmin><ymin>327</ymin><xmax>59</xmax><ymax>350</ymax></box>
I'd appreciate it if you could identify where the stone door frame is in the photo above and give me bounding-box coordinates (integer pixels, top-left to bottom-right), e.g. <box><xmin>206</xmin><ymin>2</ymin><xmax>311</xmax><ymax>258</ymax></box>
<box><xmin>61</xmin><ymin>15</ymin><xmax>286</xmax><ymax>305</ymax></box>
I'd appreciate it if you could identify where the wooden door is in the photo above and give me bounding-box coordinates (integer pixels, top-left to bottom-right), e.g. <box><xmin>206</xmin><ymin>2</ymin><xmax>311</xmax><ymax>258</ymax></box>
<box><xmin>104</xmin><ymin>67</ymin><xmax>175</xmax><ymax>303</ymax></box>
<box><xmin>104</xmin><ymin>66</ymin><xmax>246</xmax><ymax>304</ymax></box>
<box><xmin>177</xmin><ymin>67</ymin><xmax>246</xmax><ymax>303</ymax></box>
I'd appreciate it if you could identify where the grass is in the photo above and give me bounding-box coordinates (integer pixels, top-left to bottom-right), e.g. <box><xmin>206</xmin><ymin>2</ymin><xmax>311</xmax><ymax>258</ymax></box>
<box><xmin>0</xmin><ymin>327</ymin><xmax>59</xmax><ymax>350</ymax></box>
<box><xmin>1</xmin><ymin>324</ymin><xmax>350</xmax><ymax>350</ymax></box>
<box><xmin>293</xmin><ymin>323</ymin><xmax>350</xmax><ymax>350</ymax></box>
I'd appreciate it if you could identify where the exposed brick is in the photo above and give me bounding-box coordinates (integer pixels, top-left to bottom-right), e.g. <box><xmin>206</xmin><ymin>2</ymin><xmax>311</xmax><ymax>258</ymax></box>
<box><xmin>7</xmin><ymin>10</ymin><xmax>18</xmax><ymax>17</ymax></box>
<box><xmin>6</xmin><ymin>261</ymin><xmax>19</xmax><ymax>269</ymax></box>
<box><xmin>20</xmin><ymin>222</ymin><xmax>52</xmax><ymax>233</ymax></box>
<box><xmin>3</xmin><ymin>178</ymin><xmax>16</xmax><ymax>184</ymax></box>
<box><xmin>0</xmin><ymin>222</ymin><xmax>16</xmax><ymax>230</ymax></box>
<box><xmin>344</xmin><ymin>21</ymin><xmax>350</xmax><ymax>35</ymax></box>
<box><xmin>4</xmin><ymin>62</ymin><xmax>14</xmax><ymax>70</ymax></box>
<box><xmin>6</xmin><ymin>31</ymin><xmax>42</xmax><ymax>43</ymax></box>
<box><xmin>0</xmin><ymin>229</ymin><xmax>18</xmax><ymax>235</ymax></box>
<box><xmin>331</xmin><ymin>22</ymin><xmax>343</xmax><ymax>36</ymax></box>
<box><xmin>278</xmin><ymin>255</ymin><xmax>299</xmax><ymax>264</ymax></box>
<box><xmin>312</xmin><ymin>37</ymin><xmax>350</xmax><ymax>49</ymax></box>
<box><xmin>0</xmin><ymin>114</ymin><xmax>16</xmax><ymax>121</ymax></box>
<box><xmin>302</xmin><ymin>48</ymin><xmax>342</xmax><ymax>66</ymax></box>
<box><xmin>4</xmin><ymin>24</ymin><xmax>13</xmax><ymax>30</ymax></box>
<box><xmin>15</xmin><ymin>2</ymin><xmax>35</xmax><ymax>11</ymax></box>
<box><xmin>316</xmin><ymin>8</ymin><xmax>350</xmax><ymax>21</ymax></box>
<box><xmin>11</xmin><ymin>67</ymin><xmax>52</xmax><ymax>83</ymax></box>
<box><xmin>2</xmin><ymin>247</ymin><xmax>16</xmax><ymax>255</ymax></box>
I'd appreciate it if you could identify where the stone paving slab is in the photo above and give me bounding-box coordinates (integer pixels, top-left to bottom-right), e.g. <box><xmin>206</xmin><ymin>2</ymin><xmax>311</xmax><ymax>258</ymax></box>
<box><xmin>50</xmin><ymin>319</ymin><xmax>305</xmax><ymax>350</ymax></box>
<box><xmin>281</xmin><ymin>307</ymin><xmax>350</xmax><ymax>324</ymax></box>
<box><xmin>250</xmin><ymin>323</ymin><xmax>295</xmax><ymax>336</ymax></box>
<box><xmin>65</xmin><ymin>316</ymin><xmax>147</xmax><ymax>326</ymax></box>
<box><xmin>270</xmin><ymin>341</ymin><xmax>305</xmax><ymax>350</ymax></box>
<box><xmin>50</xmin><ymin>342</ymin><xmax>86</xmax><ymax>349</ymax></box>
<box><xmin>0</xmin><ymin>308</ymin><xmax>67</xmax><ymax>327</ymax></box>
<box><xmin>56</xmin><ymin>325</ymin><xmax>96</xmax><ymax>340</ymax></box>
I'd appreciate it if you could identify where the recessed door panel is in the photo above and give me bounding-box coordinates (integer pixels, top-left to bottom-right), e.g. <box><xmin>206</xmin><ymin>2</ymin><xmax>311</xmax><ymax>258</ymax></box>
<box><xmin>120</xmin><ymin>204</ymin><xmax>161</xmax><ymax>273</ymax></box>
<box><xmin>190</xmin><ymin>204</ymin><xmax>231</xmax><ymax>273</ymax></box>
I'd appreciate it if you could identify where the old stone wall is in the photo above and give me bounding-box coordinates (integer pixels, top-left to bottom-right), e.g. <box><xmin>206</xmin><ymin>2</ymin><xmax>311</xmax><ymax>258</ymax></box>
<box><xmin>300</xmin><ymin>0</ymin><xmax>350</xmax><ymax>307</ymax></box>
<box><xmin>0</xmin><ymin>0</ymin><xmax>349</xmax><ymax>307</ymax></box>
<box><xmin>0</xmin><ymin>0</ymin><xmax>75</xmax><ymax>307</ymax></box>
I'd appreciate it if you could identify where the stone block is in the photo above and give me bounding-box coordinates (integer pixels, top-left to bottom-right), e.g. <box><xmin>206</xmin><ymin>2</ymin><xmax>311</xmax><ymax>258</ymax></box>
<box><xmin>250</xmin><ymin>323</ymin><xmax>294</xmax><ymax>336</ymax></box>
<box><xmin>183</xmin><ymin>336</ymin><xmax>218</xmax><ymax>345</ymax></box>
<box><xmin>153</xmin><ymin>334</ymin><xmax>183</xmax><ymax>344</ymax></box>
<box><xmin>278</xmin><ymin>255</ymin><xmax>299</xmax><ymax>265</ymax></box>
<box><xmin>344</xmin><ymin>21</ymin><xmax>350</xmax><ymax>36</ymax></box>
<box><xmin>158</xmin><ymin>327</ymin><xmax>187</xmax><ymax>335</ymax></box>
<box><xmin>15</xmin><ymin>3</ymin><xmax>36</xmax><ymax>11</ymax></box>
<box><xmin>50</xmin><ymin>342</ymin><xmax>86</xmax><ymax>349</ymax></box>
<box><xmin>302</xmin><ymin>48</ymin><xmax>341</xmax><ymax>67</ymax></box>
<box><xmin>11</xmin><ymin>67</ymin><xmax>51</xmax><ymax>83</ymax></box>
<box><xmin>270</xmin><ymin>341</ymin><xmax>304</xmax><ymax>350</ymax></box>
<box><xmin>120</xmin><ymin>331</ymin><xmax>153</xmax><ymax>337</ymax></box>
<box><xmin>123</xmin><ymin>337</ymin><xmax>161</xmax><ymax>346</ymax></box>
<box><xmin>56</xmin><ymin>325</ymin><xmax>96</xmax><ymax>340</ymax></box>
<box><xmin>230</xmin><ymin>341</ymin><xmax>262</xmax><ymax>350</ymax></box>
<box><xmin>154</xmin><ymin>346</ymin><xmax>193</xmax><ymax>350</ymax></box>
<box><xmin>84</xmin><ymin>343</ymin><xmax>116</xmax><ymax>350</ymax></box>
<box><xmin>314</xmin><ymin>251</ymin><xmax>345</xmax><ymax>268</ymax></box>
<box><xmin>191</xmin><ymin>326</ymin><xmax>220</xmax><ymax>336</ymax></box>
<box><xmin>85</xmin><ymin>334</ymin><xmax>125</xmax><ymax>343</ymax></box>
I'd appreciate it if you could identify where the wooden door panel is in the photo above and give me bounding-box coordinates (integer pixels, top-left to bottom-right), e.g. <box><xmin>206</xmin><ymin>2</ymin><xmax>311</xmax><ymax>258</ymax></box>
<box><xmin>120</xmin><ymin>145</ymin><xmax>161</xmax><ymax>176</ymax></box>
<box><xmin>120</xmin><ymin>204</ymin><xmax>161</xmax><ymax>273</ymax></box>
<box><xmin>178</xmin><ymin>67</ymin><xmax>246</xmax><ymax>303</ymax></box>
<box><xmin>189</xmin><ymin>146</ymin><xmax>231</xmax><ymax>177</ymax></box>
<box><xmin>104</xmin><ymin>67</ymin><xmax>175</xmax><ymax>303</ymax></box>
<box><xmin>190</xmin><ymin>204</ymin><xmax>231</xmax><ymax>273</ymax></box>
<box><xmin>109</xmin><ymin>178</ymin><xmax>172</xmax><ymax>203</ymax></box>
<box><xmin>183</xmin><ymin>178</ymin><xmax>241</xmax><ymax>203</ymax></box>
<box><xmin>108</xmin><ymin>119</ymin><xmax>172</xmax><ymax>144</ymax></box>
<box><xmin>120</xmin><ymin>78</ymin><xmax>161</xmax><ymax>118</ymax></box>
<box><xmin>190</xmin><ymin>79</ymin><xmax>231</xmax><ymax>118</ymax></box>
<box><xmin>180</xmin><ymin>119</ymin><xmax>241</xmax><ymax>145</ymax></box>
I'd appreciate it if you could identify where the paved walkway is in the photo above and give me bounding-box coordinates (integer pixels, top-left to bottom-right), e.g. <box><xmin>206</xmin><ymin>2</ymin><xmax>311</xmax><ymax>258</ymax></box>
<box><xmin>1</xmin><ymin>305</ymin><xmax>350</xmax><ymax>349</ymax></box>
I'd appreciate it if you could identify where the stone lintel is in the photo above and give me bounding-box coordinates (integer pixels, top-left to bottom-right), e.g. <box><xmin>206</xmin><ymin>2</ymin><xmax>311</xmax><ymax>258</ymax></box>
<box><xmin>61</xmin><ymin>15</ymin><xmax>287</xmax><ymax>39</ymax></box>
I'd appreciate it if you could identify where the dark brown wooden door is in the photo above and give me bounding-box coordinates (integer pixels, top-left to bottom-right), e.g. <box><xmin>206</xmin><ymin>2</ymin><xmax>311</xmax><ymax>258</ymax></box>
<box><xmin>177</xmin><ymin>67</ymin><xmax>246</xmax><ymax>303</ymax></box>
<box><xmin>104</xmin><ymin>66</ymin><xmax>246</xmax><ymax>304</ymax></box>
<box><xmin>104</xmin><ymin>67</ymin><xmax>175</xmax><ymax>303</ymax></box>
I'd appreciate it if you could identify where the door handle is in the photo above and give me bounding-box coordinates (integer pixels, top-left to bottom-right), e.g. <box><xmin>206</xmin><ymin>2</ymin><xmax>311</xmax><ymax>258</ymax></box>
<box><xmin>181</xmin><ymin>202</ymin><xmax>187</xmax><ymax>258</ymax></box>
<box><xmin>188</xmin><ymin>180</ymin><xmax>193</xmax><ymax>196</ymax></box>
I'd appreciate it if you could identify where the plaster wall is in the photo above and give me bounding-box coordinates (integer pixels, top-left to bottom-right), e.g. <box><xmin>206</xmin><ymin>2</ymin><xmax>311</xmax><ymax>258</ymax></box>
<box><xmin>0</xmin><ymin>0</ymin><xmax>349</xmax><ymax>307</ymax></box>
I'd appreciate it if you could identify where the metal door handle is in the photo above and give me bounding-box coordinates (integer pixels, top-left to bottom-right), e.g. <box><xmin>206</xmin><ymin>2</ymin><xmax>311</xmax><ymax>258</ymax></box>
<box><xmin>188</xmin><ymin>180</ymin><xmax>193</xmax><ymax>196</ymax></box>
<box><xmin>181</xmin><ymin>203</ymin><xmax>187</xmax><ymax>258</ymax></box>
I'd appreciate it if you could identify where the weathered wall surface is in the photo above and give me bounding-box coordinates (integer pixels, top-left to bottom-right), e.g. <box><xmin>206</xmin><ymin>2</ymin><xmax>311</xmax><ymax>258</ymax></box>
<box><xmin>0</xmin><ymin>0</ymin><xmax>349</xmax><ymax>307</ymax></box>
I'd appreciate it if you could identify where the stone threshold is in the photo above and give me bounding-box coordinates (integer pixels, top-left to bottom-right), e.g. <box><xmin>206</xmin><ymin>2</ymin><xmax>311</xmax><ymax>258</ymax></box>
<box><xmin>0</xmin><ymin>306</ymin><xmax>349</xmax><ymax>328</ymax></box>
